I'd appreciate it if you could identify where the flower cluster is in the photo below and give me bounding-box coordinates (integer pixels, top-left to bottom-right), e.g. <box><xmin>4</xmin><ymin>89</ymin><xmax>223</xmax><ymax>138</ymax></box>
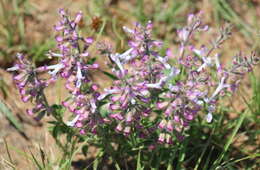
<box><xmin>40</xmin><ymin>9</ymin><xmax>99</xmax><ymax>94</ymax></box>
<box><xmin>41</xmin><ymin>9</ymin><xmax>100</xmax><ymax>133</ymax></box>
<box><xmin>8</xmin><ymin>10</ymin><xmax>259</xmax><ymax>144</ymax></box>
<box><xmin>7</xmin><ymin>53</ymin><xmax>51</xmax><ymax>120</ymax></box>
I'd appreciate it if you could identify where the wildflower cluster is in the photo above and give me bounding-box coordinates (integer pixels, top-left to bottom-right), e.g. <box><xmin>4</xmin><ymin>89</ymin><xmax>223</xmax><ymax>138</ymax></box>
<box><xmin>8</xmin><ymin>10</ymin><xmax>259</xmax><ymax>144</ymax></box>
<box><xmin>7</xmin><ymin>53</ymin><xmax>51</xmax><ymax>120</ymax></box>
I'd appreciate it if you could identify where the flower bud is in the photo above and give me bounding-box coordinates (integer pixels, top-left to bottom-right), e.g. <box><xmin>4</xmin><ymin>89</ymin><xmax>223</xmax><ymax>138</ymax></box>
<box><xmin>158</xmin><ymin>119</ymin><xmax>167</xmax><ymax>129</ymax></box>
<box><xmin>74</xmin><ymin>11</ymin><xmax>83</xmax><ymax>24</ymax></box>
<box><xmin>158</xmin><ymin>133</ymin><xmax>165</xmax><ymax>143</ymax></box>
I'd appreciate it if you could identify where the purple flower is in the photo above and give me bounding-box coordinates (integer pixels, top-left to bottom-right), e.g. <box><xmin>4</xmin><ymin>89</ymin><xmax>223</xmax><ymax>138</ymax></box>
<box><xmin>7</xmin><ymin>53</ymin><xmax>51</xmax><ymax>120</ymax></box>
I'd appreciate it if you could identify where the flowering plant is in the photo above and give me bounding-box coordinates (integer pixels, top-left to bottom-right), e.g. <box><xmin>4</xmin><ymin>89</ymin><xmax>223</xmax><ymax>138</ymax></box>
<box><xmin>7</xmin><ymin>9</ymin><xmax>259</xmax><ymax>168</ymax></box>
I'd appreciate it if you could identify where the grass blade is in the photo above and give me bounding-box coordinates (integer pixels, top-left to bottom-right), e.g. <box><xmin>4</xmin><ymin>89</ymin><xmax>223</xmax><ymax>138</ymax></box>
<box><xmin>176</xmin><ymin>139</ymin><xmax>188</xmax><ymax>170</ymax></box>
<box><xmin>3</xmin><ymin>138</ymin><xmax>14</xmax><ymax>166</ymax></box>
<box><xmin>29</xmin><ymin>149</ymin><xmax>43</xmax><ymax>170</ymax></box>
<box><xmin>100</xmin><ymin>70</ymin><xmax>118</xmax><ymax>80</ymax></box>
<box><xmin>194</xmin><ymin>125</ymin><xmax>216</xmax><ymax>170</ymax></box>
<box><xmin>211</xmin><ymin>110</ymin><xmax>247</xmax><ymax>169</ymax></box>
<box><xmin>0</xmin><ymin>100</ymin><xmax>24</xmax><ymax>133</ymax></box>
<box><xmin>136</xmin><ymin>149</ymin><xmax>144</xmax><ymax>170</ymax></box>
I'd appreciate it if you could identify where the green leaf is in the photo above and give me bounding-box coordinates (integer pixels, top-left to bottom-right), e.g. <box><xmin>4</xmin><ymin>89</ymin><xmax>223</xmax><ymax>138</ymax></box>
<box><xmin>162</xmin><ymin>68</ymin><xmax>172</xmax><ymax>76</ymax></box>
<box><xmin>51</xmin><ymin>104</ymin><xmax>65</xmax><ymax>120</ymax></box>
<box><xmin>52</xmin><ymin>125</ymin><xmax>59</xmax><ymax>139</ymax></box>
<box><xmin>82</xmin><ymin>145</ymin><xmax>88</xmax><ymax>156</ymax></box>
<box><xmin>99</xmin><ymin>103</ymin><xmax>110</xmax><ymax>118</ymax></box>
<box><xmin>0</xmin><ymin>100</ymin><xmax>23</xmax><ymax>132</ymax></box>
<box><xmin>86</xmin><ymin>57</ymin><xmax>97</xmax><ymax>65</ymax></box>
<box><xmin>101</xmin><ymin>70</ymin><xmax>118</xmax><ymax>80</ymax></box>
<box><xmin>137</xmin><ymin>150</ymin><xmax>144</xmax><ymax>170</ymax></box>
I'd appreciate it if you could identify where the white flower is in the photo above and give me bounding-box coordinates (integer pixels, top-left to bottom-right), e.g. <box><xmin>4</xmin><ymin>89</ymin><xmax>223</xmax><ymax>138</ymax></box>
<box><xmin>197</xmin><ymin>57</ymin><xmax>213</xmax><ymax>72</ymax></box>
<box><xmin>146</xmin><ymin>82</ymin><xmax>161</xmax><ymax>88</ymax></box>
<box><xmin>146</xmin><ymin>66</ymin><xmax>180</xmax><ymax>89</ymax></box>
<box><xmin>122</xmin><ymin>26</ymin><xmax>134</xmax><ymax>34</ymax></box>
<box><xmin>110</xmin><ymin>53</ymin><xmax>125</xmax><ymax>74</ymax></box>
<box><xmin>47</xmin><ymin>63</ymin><xmax>64</xmax><ymax>77</ymax></box>
<box><xmin>214</xmin><ymin>53</ymin><xmax>221</xmax><ymax>69</ymax></box>
<box><xmin>118</xmin><ymin>48</ymin><xmax>134</xmax><ymax>63</ymax></box>
<box><xmin>178</xmin><ymin>28</ymin><xmax>189</xmax><ymax>42</ymax></box>
<box><xmin>205</xmin><ymin>112</ymin><xmax>213</xmax><ymax>123</ymax></box>
<box><xmin>46</xmin><ymin>51</ymin><xmax>63</xmax><ymax>58</ymax></box>
<box><xmin>131</xmin><ymin>98</ymin><xmax>136</xmax><ymax>104</ymax></box>
<box><xmin>66</xmin><ymin>114</ymin><xmax>80</xmax><ymax>127</ymax></box>
<box><xmin>193</xmin><ymin>46</ymin><xmax>208</xmax><ymax>57</ymax></box>
<box><xmin>209</xmin><ymin>77</ymin><xmax>230</xmax><ymax>101</ymax></box>
<box><xmin>90</xmin><ymin>99</ymin><xmax>97</xmax><ymax>113</ymax></box>
<box><xmin>7</xmin><ymin>65</ymin><xmax>19</xmax><ymax>71</ymax></box>
<box><xmin>156</xmin><ymin>56</ymin><xmax>171</xmax><ymax>69</ymax></box>
<box><xmin>76</xmin><ymin>65</ymin><xmax>83</xmax><ymax>88</ymax></box>
<box><xmin>97</xmin><ymin>88</ymin><xmax>120</xmax><ymax>100</ymax></box>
